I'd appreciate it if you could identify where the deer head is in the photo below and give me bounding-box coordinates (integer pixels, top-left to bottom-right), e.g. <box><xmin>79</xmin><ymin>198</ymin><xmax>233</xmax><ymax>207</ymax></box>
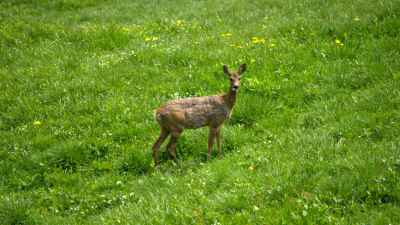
<box><xmin>223</xmin><ymin>64</ymin><xmax>246</xmax><ymax>92</ymax></box>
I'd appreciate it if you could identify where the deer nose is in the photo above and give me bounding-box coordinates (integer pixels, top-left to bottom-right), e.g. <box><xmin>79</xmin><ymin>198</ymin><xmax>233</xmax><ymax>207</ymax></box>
<box><xmin>233</xmin><ymin>85</ymin><xmax>239</xmax><ymax>89</ymax></box>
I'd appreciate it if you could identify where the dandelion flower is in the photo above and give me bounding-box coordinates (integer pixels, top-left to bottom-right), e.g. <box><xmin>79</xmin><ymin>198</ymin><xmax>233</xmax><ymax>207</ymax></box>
<box><xmin>221</xmin><ymin>34</ymin><xmax>226</xmax><ymax>37</ymax></box>
<box><xmin>194</xmin><ymin>42</ymin><xmax>199</xmax><ymax>44</ymax></box>
<box><xmin>264</xmin><ymin>17</ymin><xmax>268</xmax><ymax>19</ymax></box>
<box><xmin>248</xmin><ymin>166</ymin><xmax>254</xmax><ymax>170</ymax></box>
<box><xmin>152</xmin><ymin>45</ymin><xmax>157</xmax><ymax>48</ymax></box>
<box><xmin>153</xmin><ymin>37</ymin><xmax>158</xmax><ymax>41</ymax></box>
<box><xmin>192</xmin><ymin>26</ymin><xmax>196</xmax><ymax>29</ymax></box>
<box><xmin>211</xmin><ymin>36</ymin><xmax>215</xmax><ymax>38</ymax></box>
<box><xmin>124</xmin><ymin>28</ymin><xmax>129</xmax><ymax>31</ymax></box>
<box><xmin>340</xmin><ymin>43</ymin><xmax>344</xmax><ymax>46</ymax></box>
<box><xmin>354</xmin><ymin>18</ymin><xmax>359</xmax><ymax>21</ymax></box>
<box><xmin>251</xmin><ymin>60</ymin><xmax>255</xmax><ymax>62</ymax></box>
<box><xmin>35</xmin><ymin>121</ymin><xmax>41</xmax><ymax>125</ymax></box>
<box><xmin>205</xmin><ymin>37</ymin><xmax>210</xmax><ymax>39</ymax></box>
<box><xmin>311</xmin><ymin>33</ymin><xmax>315</xmax><ymax>35</ymax></box>
<box><xmin>145</xmin><ymin>38</ymin><xmax>150</xmax><ymax>41</ymax></box>
<box><xmin>252</xmin><ymin>40</ymin><xmax>259</xmax><ymax>44</ymax></box>
<box><xmin>252</xmin><ymin>37</ymin><xmax>258</xmax><ymax>40</ymax></box>
<box><xmin>177</xmin><ymin>20</ymin><xmax>182</xmax><ymax>24</ymax></box>
<box><xmin>237</xmin><ymin>46</ymin><xmax>242</xmax><ymax>48</ymax></box>
<box><xmin>230</xmin><ymin>44</ymin><xmax>235</xmax><ymax>47</ymax></box>
<box><xmin>217</xmin><ymin>19</ymin><xmax>221</xmax><ymax>22</ymax></box>
<box><xmin>226</xmin><ymin>33</ymin><xmax>232</xmax><ymax>36</ymax></box>
<box><xmin>270</xmin><ymin>43</ymin><xmax>276</xmax><ymax>47</ymax></box>
<box><xmin>335</xmin><ymin>40</ymin><xmax>340</xmax><ymax>44</ymax></box>
<box><xmin>103</xmin><ymin>63</ymin><xmax>107</xmax><ymax>65</ymax></box>
<box><xmin>260</xmin><ymin>39</ymin><xmax>265</xmax><ymax>43</ymax></box>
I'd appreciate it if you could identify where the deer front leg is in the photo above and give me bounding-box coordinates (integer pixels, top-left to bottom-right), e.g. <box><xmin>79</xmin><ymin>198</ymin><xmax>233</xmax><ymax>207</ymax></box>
<box><xmin>216</xmin><ymin>128</ymin><xmax>221</xmax><ymax>158</ymax></box>
<box><xmin>207</xmin><ymin>127</ymin><xmax>217</xmax><ymax>162</ymax></box>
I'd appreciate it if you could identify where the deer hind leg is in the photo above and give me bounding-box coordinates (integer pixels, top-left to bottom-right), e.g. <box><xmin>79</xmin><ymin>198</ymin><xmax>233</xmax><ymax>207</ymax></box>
<box><xmin>216</xmin><ymin>128</ymin><xmax>221</xmax><ymax>158</ymax></box>
<box><xmin>207</xmin><ymin>127</ymin><xmax>218</xmax><ymax>162</ymax></box>
<box><xmin>152</xmin><ymin>128</ymin><xmax>170</xmax><ymax>167</ymax></box>
<box><xmin>165</xmin><ymin>131</ymin><xmax>182</xmax><ymax>164</ymax></box>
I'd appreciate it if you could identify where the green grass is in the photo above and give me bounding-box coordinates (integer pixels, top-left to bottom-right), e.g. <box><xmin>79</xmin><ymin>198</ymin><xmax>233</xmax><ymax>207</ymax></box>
<box><xmin>1</xmin><ymin>0</ymin><xmax>400</xmax><ymax>224</ymax></box>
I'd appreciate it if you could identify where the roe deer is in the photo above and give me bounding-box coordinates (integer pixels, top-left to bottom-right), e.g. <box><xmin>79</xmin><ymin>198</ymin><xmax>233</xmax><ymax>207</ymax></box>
<box><xmin>152</xmin><ymin>64</ymin><xmax>246</xmax><ymax>166</ymax></box>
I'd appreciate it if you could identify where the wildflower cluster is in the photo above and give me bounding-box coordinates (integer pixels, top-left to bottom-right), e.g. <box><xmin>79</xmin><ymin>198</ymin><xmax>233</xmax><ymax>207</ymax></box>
<box><xmin>252</xmin><ymin>37</ymin><xmax>266</xmax><ymax>44</ymax></box>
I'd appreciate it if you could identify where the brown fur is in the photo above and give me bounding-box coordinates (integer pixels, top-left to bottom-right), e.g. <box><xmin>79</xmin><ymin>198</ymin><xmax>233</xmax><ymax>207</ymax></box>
<box><xmin>152</xmin><ymin>64</ymin><xmax>246</xmax><ymax>166</ymax></box>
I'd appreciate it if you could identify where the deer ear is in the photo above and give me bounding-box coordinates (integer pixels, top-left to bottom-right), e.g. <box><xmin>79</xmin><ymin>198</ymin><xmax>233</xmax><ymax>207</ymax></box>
<box><xmin>238</xmin><ymin>64</ymin><xmax>246</xmax><ymax>75</ymax></box>
<box><xmin>223</xmin><ymin>65</ymin><xmax>231</xmax><ymax>76</ymax></box>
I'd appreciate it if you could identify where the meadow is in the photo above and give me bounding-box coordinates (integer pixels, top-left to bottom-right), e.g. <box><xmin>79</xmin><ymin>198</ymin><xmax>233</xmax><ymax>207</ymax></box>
<box><xmin>1</xmin><ymin>0</ymin><xmax>400</xmax><ymax>224</ymax></box>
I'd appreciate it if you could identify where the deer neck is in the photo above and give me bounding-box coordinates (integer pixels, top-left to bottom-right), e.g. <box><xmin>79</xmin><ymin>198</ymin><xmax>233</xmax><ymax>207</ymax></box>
<box><xmin>224</xmin><ymin>87</ymin><xmax>238</xmax><ymax>110</ymax></box>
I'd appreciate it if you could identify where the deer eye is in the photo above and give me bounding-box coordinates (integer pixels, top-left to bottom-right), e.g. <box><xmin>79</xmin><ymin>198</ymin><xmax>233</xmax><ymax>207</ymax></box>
<box><xmin>239</xmin><ymin>78</ymin><xmax>241</xmax><ymax>80</ymax></box>
<box><xmin>230</xmin><ymin>78</ymin><xmax>233</xmax><ymax>81</ymax></box>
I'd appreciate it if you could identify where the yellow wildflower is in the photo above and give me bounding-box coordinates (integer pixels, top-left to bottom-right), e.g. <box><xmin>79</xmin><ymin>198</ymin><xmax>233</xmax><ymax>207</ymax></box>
<box><xmin>152</xmin><ymin>45</ymin><xmax>157</xmax><ymax>48</ymax></box>
<box><xmin>211</xmin><ymin>36</ymin><xmax>215</xmax><ymax>38</ymax></box>
<box><xmin>217</xmin><ymin>19</ymin><xmax>221</xmax><ymax>22</ymax></box>
<box><xmin>35</xmin><ymin>121</ymin><xmax>41</xmax><ymax>125</ymax></box>
<box><xmin>340</xmin><ymin>43</ymin><xmax>344</xmax><ymax>46</ymax></box>
<box><xmin>192</xmin><ymin>26</ymin><xmax>196</xmax><ymax>28</ymax></box>
<box><xmin>335</xmin><ymin>40</ymin><xmax>340</xmax><ymax>44</ymax></box>
<box><xmin>205</xmin><ymin>37</ymin><xmax>210</xmax><ymax>39</ymax></box>
<box><xmin>311</xmin><ymin>33</ymin><xmax>315</xmax><ymax>35</ymax></box>
<box><xmin>260</xmin><ymin>39</ymin><xmax>265</xmax><ymax>43</ymax></box>
<box><xmin>237</xmin><ymin>46</ymin><xmax>242</xmax><ymax>48</ymax></box>
<box><xmin>252</xmin><ymin>37</ymin><xmax>258</xmax><ymax>40</ymax></box>
<box><xmin>264</xmin><ymin>17</ymin><xmax>268</xmax><ymax>19</ymax></box>
<box><xmin>177</xmin><ymin>20</ymin><xmax>182</xmax><ymax>24</ymax></box>
<box><xmin>251</xmin><ymin>60</ymin><xmax>255</xmax><ymax>62</ymax></box>
<box><xmin>355</xmin><ymin>18</ymin><xmax>359</xmax><ymax>21</ymax></box>
<box><xmin>230</xmin><ymin>44</ymin><xmax>235</xmax><ymax>47</ymax></box>
<box><xmin>221</xmin><ymin>34</ymin><xmax>226</xmax><ymax>37</ymax></box>
<box><xmin>252</xmin><ymin>40</ymin><xmax>259</xmax><ymax>44</ymax></box>
<box><xmin>124</xmin><ymin>28</ymin><xmax>129</xmax><ymax>31</ymax></box>
<box><xmin>103</xmin><ymin>63</ymin><xmax>107</xmax><ymax>65</ymax></box>
<box><xmin>270</xmin><ymin>44</ymin><xmax>276</xmax><ymax>47</ymax></box>
<box><xmin>199</xmin><ymin>27</ymin><xmax>202</xmax><ymax>29</ymax></box>
<box><xmin>153</xmin><ymin>37</ymin><xmax>158</xmax><ymax>41</ymax></box>
<box><xmin>226</xmin><ymin>33</ymin><xmax>232</xmax><ymax>36</ymax></box>
<box><xmin>145</xmin><ymin>38</ymin><xmax>150</xmax><ymax>41</ymax></box>
<box><xmin>248</xmin><ymin>166</ymin><xmax>254</xmax><ymax>171</ymax></box>
<box><xmin>194</xmin><ymin>42</ymin><xmax>199</xmax><ymax>44</ymax></box>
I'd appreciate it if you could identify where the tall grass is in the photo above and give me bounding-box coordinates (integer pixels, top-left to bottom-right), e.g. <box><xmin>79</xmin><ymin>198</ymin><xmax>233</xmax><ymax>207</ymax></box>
<box><xmin>1</xmin><ymin>0</ymin><xmax>399</xmax><ymax>223</ymax></box>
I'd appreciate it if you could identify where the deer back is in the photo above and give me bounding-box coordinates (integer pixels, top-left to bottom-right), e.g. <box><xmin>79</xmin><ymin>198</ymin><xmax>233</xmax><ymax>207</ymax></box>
<box><xmin>154</xmin><ymin>94</ymin><xmax>231</xmax><ymax>131</ymax></box>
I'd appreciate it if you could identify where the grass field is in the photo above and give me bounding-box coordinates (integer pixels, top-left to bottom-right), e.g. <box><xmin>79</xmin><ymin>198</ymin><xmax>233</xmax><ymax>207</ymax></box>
<box><xmin>1</xmin><ymin>0</ymin><xmax>400</xmax><ymax>224</ymax></box>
